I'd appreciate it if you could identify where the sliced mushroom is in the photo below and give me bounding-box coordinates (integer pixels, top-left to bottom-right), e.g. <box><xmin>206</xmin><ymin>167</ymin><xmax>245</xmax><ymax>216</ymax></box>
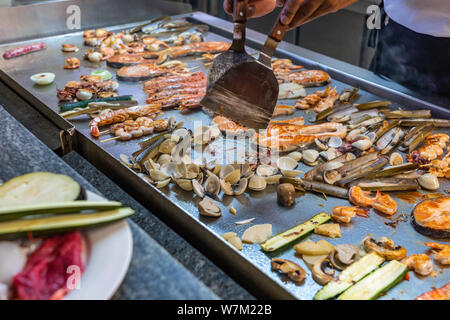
<box><xmin>363</xmin><ymin>237</ymin><xmax>407</xmax><ymax>261</ymax></box>
<box><xmin>271</xmin><ymin>258</ymin><xmax>306</xmax><ymax>283</ymax></box>
<box><xmin>312</xmin><ymin>257</ymin><xmax>335</xmax><ymax>285</ymax></box>
<box><xmin>198</xmin><ymin>197</ymin><xmax>222</xmax><ymax>217</ymax></box>
<box><xmin>329</xmin><ymin>244</ymin><xmax>359</xmax><ymax>270</ymax></box>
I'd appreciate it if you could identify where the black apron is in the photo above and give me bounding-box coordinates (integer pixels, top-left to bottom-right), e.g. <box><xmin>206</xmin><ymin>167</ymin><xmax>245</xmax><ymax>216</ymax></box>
<box><xmin>369</xmin><ymin>3</ymin><xmax>450</xmax><ymax>98</ymax></box>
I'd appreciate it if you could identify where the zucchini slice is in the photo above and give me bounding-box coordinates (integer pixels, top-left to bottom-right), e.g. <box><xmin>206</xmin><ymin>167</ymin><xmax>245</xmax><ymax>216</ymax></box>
<box><xmin>0</xmin><ymin>172</ymin><xmax>83</xmax><ymax>208</ymax></box>
<box><xmin>260</xmin><ymin>213</ymin><xmax>331</xmax><ymax>252</ymax></box>
<box><xmin>0</xmin><ymin>201</ymin><xmax>122</xmax><ymax>221</ymax></box>
<box><xmin>338</xmin><ymin>260</ymin><xmax>408</xmax><ymax>300</ymax></box>
<box><xmin>0</xmin><ymin>207</ymin><xmax>134</xmax><ymax>239</ymax></box>
<box><xmin>314</xmin><ymin>252</ymin><xmax>385</xmax><ymax>300</ymax></box>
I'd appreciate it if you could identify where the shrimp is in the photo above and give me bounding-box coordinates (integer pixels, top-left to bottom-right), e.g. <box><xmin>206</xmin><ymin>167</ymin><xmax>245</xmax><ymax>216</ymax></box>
<box><xmin>89</xmin><ymin>105</ymin><xmax>162</xmax><ymax>137</ymax></box>
<box><xmin>415</xmin><ymin>283</ymin><xmax>450</xmax><ymax>300</ymax></box>
<box><xmin>408</xmin><ymin>133</ymin><xmax>449</xmax><ymax>164</ymax></box>
<box><xmin>61</xmin><ymin>44</ymin><xmax>79</xmax><ymax>52</ymax></box>
<box><xmin>153</xmin><ymin>118</ymin><xmax>169</xmax><ymax>132</ymax></box>
<box><xmin>401</xmin><ymin>254</ymin><xmax>434</xmax><ymax>276</ymax></box>
<box><xmin>372</xmin><ymin>190</ymin><xmax>398</xmax><ymax>216</ymax></box>
<box><xmin>349</xmin><ymin>186</ymin><xmax>377</xmax><ymax>207</ymax></box>
<box><xmin>63</xmin><ymin>57</ymin><xmax>80</xmax><ymax>69</ymax></box>
<box><xmin>331</xmin><ymin>206</ymin><xmax>369</xmax><ymax>223</ymax></box>
<box><xmin>424</xmin><ymin>242</ymin><xmax>450</xmax><ymax>265</ymax></box>
<box><xmin>100</xmin><ymin>47</ymin><xmax>115</xmax><ymax>60</ymax></box>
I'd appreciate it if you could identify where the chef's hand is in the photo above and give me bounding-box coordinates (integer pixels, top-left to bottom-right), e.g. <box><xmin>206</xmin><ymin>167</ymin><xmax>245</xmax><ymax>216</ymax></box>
<box><xmin>224</xmin><ymin>0</ymin><xmax>277</xmax><ymax>18</ymax></box>
<box><xmin>276</xmin><ymin>0</ymin><xmax>358</xmax><ymax>28</ymax></box>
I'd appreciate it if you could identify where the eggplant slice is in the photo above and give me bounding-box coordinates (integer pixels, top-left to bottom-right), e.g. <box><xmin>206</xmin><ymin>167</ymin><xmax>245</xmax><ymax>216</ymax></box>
<box><xmin>0</xmin><ymin>172</ymin><xmax>84</xmax><ymax>207</ymax></box>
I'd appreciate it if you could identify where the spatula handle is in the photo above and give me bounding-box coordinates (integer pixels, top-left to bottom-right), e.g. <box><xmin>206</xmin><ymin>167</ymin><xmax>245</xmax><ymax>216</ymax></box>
<box><xmin>229</xmin><ymin>0</ymin><xmax>248</xmax><ymax>52</ymax></box>
<box><xmin>258</xmin><ymin>15</ymin><xmax>288</xmax><ymax>66</ymax></box>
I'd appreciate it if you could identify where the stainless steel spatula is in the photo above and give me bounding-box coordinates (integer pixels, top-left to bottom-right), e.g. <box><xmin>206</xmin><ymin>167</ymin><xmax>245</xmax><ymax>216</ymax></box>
<box><xmin>201</xmin><ymin>9</ymin><xmax>288</xmax><ymax>130</ymax></box>
<box><xmin>206</xmin><ymin>0</ymin><xmax>254</xmax><ymax>87</ymax></box>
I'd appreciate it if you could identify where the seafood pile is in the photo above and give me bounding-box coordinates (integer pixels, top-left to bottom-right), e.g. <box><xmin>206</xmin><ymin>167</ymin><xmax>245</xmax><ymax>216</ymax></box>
<box><xmin>57</xmin><ymin>74</ymin><xmax>119</xmax><ymax>102</ymax></box>
<box><xmin>24</xmin><ymin>14</ymin><xmax>449</xmax><ymax>299</ymax></box>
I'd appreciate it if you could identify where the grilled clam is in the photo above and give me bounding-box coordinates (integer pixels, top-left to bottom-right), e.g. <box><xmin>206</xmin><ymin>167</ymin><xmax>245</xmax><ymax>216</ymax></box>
<box><xmin>248</xmin><ymin>175</ymin><xmax>267</xmax><ymax>191</ymax></box>
<box><xmin>256</xmin><ymin>164</ymin><xmax>278</xmax><ymax>177</ymax></box>
<box><xmin>204</xmin><ymin>173</ymin><xmax>221</xmax><ymax>196</ymax></box>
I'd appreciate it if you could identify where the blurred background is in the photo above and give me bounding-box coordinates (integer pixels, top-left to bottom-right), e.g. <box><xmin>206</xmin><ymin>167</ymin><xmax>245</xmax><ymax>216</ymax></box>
<box><xmin>1</xmin><ymin>0</ymin><xmax>381</xmax><ymax>70</ymax></box>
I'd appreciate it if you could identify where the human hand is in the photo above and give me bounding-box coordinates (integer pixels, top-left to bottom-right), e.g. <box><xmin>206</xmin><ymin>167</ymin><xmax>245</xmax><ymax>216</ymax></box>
<box><xmin>276</xmin><ymin>0</ymin><xmax>358</xmax><ymax>28</ymax></box>
<box><xmin>224</xmin><ymin>0</ymin><xmax>277</xmax><ymax>18</ymax></box>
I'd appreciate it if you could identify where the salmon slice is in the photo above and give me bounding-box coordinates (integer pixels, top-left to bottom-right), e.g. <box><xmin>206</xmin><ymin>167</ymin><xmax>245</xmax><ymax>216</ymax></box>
<box><xmin>295</xmin><ymin>86</ymin><xmax>338</xmax><ymax>113</ymax></box>
<box><xmin>212</xmin><ymin>116</ymin><xmax>305</xmax><ymax>135</ymax></box>
<box><xmin>272</xmin><ymin>105</ymin><xmax>295</xmax><ymax>117</ymax></box>
<box><xmin>413</xmin><ymin>197</ymin><xmax>450</xmax><ymax>233</ymax></box>
<box><xmin>116</xmin><ymin>64</ymin><xmax>172</xmax><ymax>82</ymax></box>
<box><xmin>106</xmin><ymin>54</ymin><xmax>148</xmax><ymax>68</ymax></box>
<box><xmin>280</xmin><ymin>70</ymin><xmax>331</xmax><ymax>87</ymax></box>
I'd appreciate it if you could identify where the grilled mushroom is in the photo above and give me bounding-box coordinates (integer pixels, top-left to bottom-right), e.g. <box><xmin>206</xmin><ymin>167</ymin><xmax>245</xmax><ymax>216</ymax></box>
<box><xmin>271</xmin><ymin>258</ymin><xmax>306</xmax><ymax>283</ymax></box>
<box><xmin>312</xmin><ymin>257</ymin><xmax>335</xmax><ymax>285</ymax></box>
<box><xmin>364</xmin><ymin>237</ymin><xmax>407</xmax><ymax>261</ymax></box>
<box><xmin>277</xmin><ymin>183</ymin><xmax>296</xmax><ymax>207</ymax></box>
<box><xmin>329</xmin><ymin>244</ymin><xmax>359</xmax><ymax>270</ymax></box>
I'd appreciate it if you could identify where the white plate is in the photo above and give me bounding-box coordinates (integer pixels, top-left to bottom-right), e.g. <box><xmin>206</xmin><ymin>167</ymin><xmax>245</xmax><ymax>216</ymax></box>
<box><xmin>64</xmin><ymin>191</ymin><xmax>133</xmax><ymax>300</ymax></box>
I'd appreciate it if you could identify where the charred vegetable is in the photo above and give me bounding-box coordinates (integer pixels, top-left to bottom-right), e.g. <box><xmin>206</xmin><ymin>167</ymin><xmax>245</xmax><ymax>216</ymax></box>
<box><xmin>314</xmin><ymin>252</ymin><xmax>385</xmax><ymax>300</ymax></box>
<box><xmin>338</xmin><ymin>260</ymin><xmax>408</xmax><ymax>300</ymax></box>
<box><xmin>261</xmin><ymin>213</ymin><xmax>331</xmax><ymax>252</ymax></box>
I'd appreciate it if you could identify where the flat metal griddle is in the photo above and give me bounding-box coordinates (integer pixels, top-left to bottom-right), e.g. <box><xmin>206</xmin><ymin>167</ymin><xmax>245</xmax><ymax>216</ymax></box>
<box><xmin>0</xmin><ymin>12</ymin><xmax>448</xmax><ymax>300</ymax></box>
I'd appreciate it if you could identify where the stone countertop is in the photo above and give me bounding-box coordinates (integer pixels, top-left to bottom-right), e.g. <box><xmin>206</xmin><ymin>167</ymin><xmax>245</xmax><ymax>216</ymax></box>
<box><xmin>0</xmin><ymin>105</ymin><xmax>219</xmax><ymax>300</ymax></box>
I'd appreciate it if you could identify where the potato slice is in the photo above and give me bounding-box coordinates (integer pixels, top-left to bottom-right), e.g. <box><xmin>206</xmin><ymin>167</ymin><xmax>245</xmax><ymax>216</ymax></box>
<box><xmin>294</xmin><ymin>239</ymin><xmax>335</xmax><ymax>255</ymax></box>
<box><xmin>242</xmin><ymin>224</ymin><xmax>272</xmax><ymax>244</ymax></box>
<box><xmin>228</xmin><ymin>236</ymin><xmax>242</xmax><ymax>251</ymax></box>
<box><xmin>221</xmin><ymin>232</ymin><xmax>237</xmax><ymax>241</ymax></box>
<box><xmin>302</xmin><ymin>254</ymin><xmax>328</xmax><ymax>270</ymax></box>
<box><xmin>314</xmin><ymin>223</ymin><xmax>342</xmax><ymax>238</ymax></box>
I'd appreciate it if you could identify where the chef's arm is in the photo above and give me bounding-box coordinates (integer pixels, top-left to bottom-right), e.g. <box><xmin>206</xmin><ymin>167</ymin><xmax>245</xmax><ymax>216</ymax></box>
<box><xmin>224</xmin><ymin>0</ymin><xmax>358</xmax><ymax>29</ymax></box>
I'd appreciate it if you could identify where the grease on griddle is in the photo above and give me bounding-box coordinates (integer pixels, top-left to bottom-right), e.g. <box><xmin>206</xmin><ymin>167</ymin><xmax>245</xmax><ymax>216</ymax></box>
<box><xmin>395</xmin><ymin>191</ymin><xmax>445</xmax><ymax>204</ymax></box>
<box><xmin>384</xmin><ymin>213</ymin><xmax>408</xmax><ymax>229</ymax></box>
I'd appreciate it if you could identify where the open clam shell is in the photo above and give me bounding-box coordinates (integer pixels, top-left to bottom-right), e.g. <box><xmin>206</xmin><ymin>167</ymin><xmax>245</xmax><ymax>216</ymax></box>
<box><xmin>149</xmin><ymin>169</ymin><xmax>170</xmax><ymax>181</ymax></box>
<box><xmin>265</xmin><ymin>174</ymin><xmax>282</xmax><ymax>185</ymax></box>
<box><xmin>204</xmin><ymin>173</ymin><xmax>220</xmax><ymax>196</ymax></box>
<box><xmin>192</xmin><ymin>179</ymin><xmax>205</xmax><ymax>198</ymax></box>
<box><xmin>287</xmin><ymin>151</ymin><xmax>302</xmax><ymax>162</ymax></box>
<box><xmin>248</xmin><ymin>175</ymin><xmax>267</xmax><ymax>191</ymax></box>
<box><xmin>302</xmin><ymin>150</ymin><xmax>319</xmax><ymax>164</ymax></box>
<box><xmin>277</xmin><ymin>156</ymin><xmax>298</xmax><ymax>171</ymax></box>
<box><xmin>256</xmin><ymin>164</ymin><xmax>278</xmax><ymax>177</ymax></box>
<box><xmin>174</xmin><ymin>178</ymin><xmax>193</xmax><ymax>191</ymax></box>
